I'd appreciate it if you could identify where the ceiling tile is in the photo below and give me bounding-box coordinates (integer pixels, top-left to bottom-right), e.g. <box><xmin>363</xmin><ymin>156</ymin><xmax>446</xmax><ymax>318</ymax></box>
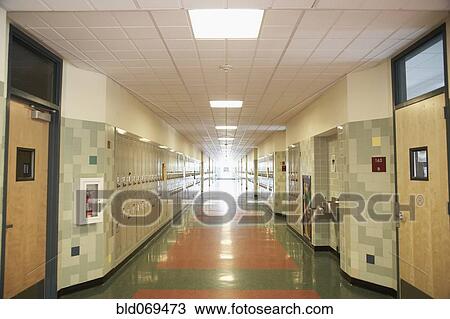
<box><xmin>227</xmin><ymin>0</ymin><xmax>272</xmax><ymax>9</ymax></box>
<box><xmin>316</xmin><ymin>0</ymin><xmax>365</xmax><ymax>9</ymax></box>
<box><xmin>113</xmin><ymin>50</ymin><xmax>143</xmax><ymax>59</ymax></box>
<box><xmin>272</xmin><ymin>0</ymin><xmax>315</xmax><ymax>8</ymax></box>
<box><xmin>152</xmin><ymin>10</ymin><xmax>190</xmax><ymax>26</ymax></box>
<box><xmin>133</xmin><ymin>38</ymin><xmax>166</xmax><ymax>50</ymax></box>
<box><xmin>70</xmin><ymin>39</ymin><xmax>106</xmax><ymax>51</ymax></box>
<box><xmin>136</xmin><ymin>0</ymin><xmax>182</xmax><ymax>9</ymax></box>
<box><xmin>227</xmin><ymin>40</ymin><xmax>258</xmax><ymax>50</ymax></box>
<box><xmin>0</xmin><ymin>0</ymin><xmax>49</xmax><ymax>11</ymax></box>
<box><xmin>42</xmin><ymin>0</ymin><xmax>93</xmax><ymax>10</ymax></box>
<box><xmin>159</xmin><ymin>27</ymin><xmax>193</xmax><ymax>39</ymax></box>
<box><xmin>84</xmin><ymin>50</ymin><xmax>116</xmax><ymax>60</ymax></box>
<box><xmin>260</xmin><ymin>26</ymin><xmax>295</xmax><ymax>39</ymax></box>
<box><xmin>165</xmin><ymin>39</ymin><xmax>196</xmax><ymax>50</ymax></box>
<box><xmin>89</xmin><ymin>0</ymin><xmax>137</xmax><ymax>10</ymax></box>
<box><xmin>9</xmin><ymin>13</ymin><xmax>48</xmax><ymax>28</ymax></box>
<box><xmin>141</xmin><ymin>50</ymin><xmax>171</xmax><ymax>59</ymax></box>
<box><xmin>121</xmin><ymin>60</ymin><xmax>149</xmax><ymax>67</ymax></box>
<box><xmin>102</xmin><ymin>39</ymin><xmax>136</xmax><ymax>50</ymax></box>
<box><xmin>196</xmin><ymin>40</ymin><xmax>225</xmax><ymax>50</ymax></box>
<box><xmin>33</xmin><ymin>28</ymin><xmax>64</xmax><ymax>40</ymax></box>
<box><xmin>38</xmin><ymin>12</ymin><xmax>82</xmax><ymax>28</ymax></box>
<box><xmin>124</xmin><ymin>27</ymin><xmax>160</xmax><ymax>39</ymax></box>
<box><xmin>182</xmin><ymin>0</ymin><xmax>226</xmax><ymax>9</ymax></box>
<box><xmin>90</xmin><ymin>27</ymin><xmax>129</xmax><ymax>39</ymax></box>
<box><xmin>263</xmin><ymin>10</ymin><xmax>302</xmax><ymax>26</ymax></box>
<box><xmin>76</xmin><ymin>12</ymin><xmax>119</xmax><ymax>27</ymax></box>
<box><xmin>288</xmin><ymin>38</ymin><xmax>321</xmax><ymax>50</ymax></box>
<box><xmin>54</xmin><ymin>27</ymin><xmax>95</xmax><ymax>40</ymax></box>
<box><xmin>113</xmin><ymin>11</ymin><xmax>154</xmax><ymax>27</ymax></box>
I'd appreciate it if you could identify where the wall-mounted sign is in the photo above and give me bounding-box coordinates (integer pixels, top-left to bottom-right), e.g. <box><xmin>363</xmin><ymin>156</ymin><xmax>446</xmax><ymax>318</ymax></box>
<box><xmin>372</xmin><ymin>156</ymin><xmax>386</xmax><ymax>172</ymax></box>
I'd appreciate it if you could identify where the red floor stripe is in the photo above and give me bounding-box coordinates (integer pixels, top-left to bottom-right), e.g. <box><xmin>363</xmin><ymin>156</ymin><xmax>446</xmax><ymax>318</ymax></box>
<box><xmin>157</xmin><ymin>228</ymin><xmax>298</xmax><ymax>270</ymax></box>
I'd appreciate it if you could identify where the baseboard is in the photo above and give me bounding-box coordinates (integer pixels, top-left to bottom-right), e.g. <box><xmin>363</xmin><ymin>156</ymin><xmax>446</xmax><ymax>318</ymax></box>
<box><xmin>340</xmin><ymin>270</ymin><xmax>397</xmax><ymax>298</ymax></box>
<box><xmin>287</xmin><ymin>224</ymin><xmax>338</xmax><ymax>256</ymax></box>
<box><xmin>57</xmin><ymin>206</ymin><xmax>187</xmax><ymax>297</ymax></box>
<box><xmin>288</xmin><ymin>225</ymin><xmax>396</xmax><ymax>297</ymax></box>
<box><xmin>13</xmin><ymin>280</ymin><xmax>44</xmax><ymax>299</ymax></box>
<box><xmin>400</xmin><ymin>279</ymin><xmax>432</xmax><ymax>299</ymax></box>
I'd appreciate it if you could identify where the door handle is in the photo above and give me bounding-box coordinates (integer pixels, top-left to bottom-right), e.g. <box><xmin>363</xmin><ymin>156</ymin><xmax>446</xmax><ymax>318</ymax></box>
<box><xmin>6</xmin><ymin>224</ymin><xmax>13</xmax><ymax>229</ymax></box>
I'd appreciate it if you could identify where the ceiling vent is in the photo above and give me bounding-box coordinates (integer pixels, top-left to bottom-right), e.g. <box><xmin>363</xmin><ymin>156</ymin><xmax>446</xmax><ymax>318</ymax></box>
<box><xmin>219</xmin><ymin>64</ymin><xmax>233</xmax><ymax>72</ymax></box>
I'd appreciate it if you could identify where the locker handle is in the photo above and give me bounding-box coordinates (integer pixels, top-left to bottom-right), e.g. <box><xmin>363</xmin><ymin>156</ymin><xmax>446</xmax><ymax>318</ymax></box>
<box><xmin>6</xmin><ymin>224</ymin><xmax>13</xmax><ymax>229</ymax></box>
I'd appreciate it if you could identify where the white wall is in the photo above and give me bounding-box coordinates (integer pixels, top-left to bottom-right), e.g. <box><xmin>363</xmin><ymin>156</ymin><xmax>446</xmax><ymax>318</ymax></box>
<box><xmin>286</xmin><ymin>79</ymin><xmax>348</xmax><ymax>145</ymax></box>
<box><xmin>105</xmin><ymin>79</ymin><xmax>200</xmax><ymax>159</ymax></box>
<box><xmin>346</xmin><ymin>61</ymin><xmax>393</xmax><ymax>123</ymax></box>
<box><xmin>61</xmin><ymin>62</ymin><xmax>107</xmax><ymax>123</ymax></box>
<box><xmin>61</xmin><ymin>62</ymin><xmax>201</xmax><ymax>159</ymax></box>
<box><xmin>286</xmin><ymin>61</ymin><xmax>394</xmax><ymax>146</ymax></box>
<box><xmin>257</xmin><ymin>130</ymin><xmax>286</xmax><ymax>157</ymax></box>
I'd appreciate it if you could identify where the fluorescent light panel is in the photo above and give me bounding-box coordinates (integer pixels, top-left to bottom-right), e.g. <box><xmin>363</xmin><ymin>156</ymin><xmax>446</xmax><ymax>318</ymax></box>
<box><xmin>116</xmin><ymin>128</ymin><xmax>127</xmax><ymax>135</ymax></box>
<box><xmin>159</xmin><ymin>145</ymin><xmax>168</xmax><ymax>149</ymax></box>
<box><xmin>219</xmin><ymin>137</ymin><xmax>234</xmax><ymax>141</ymax></box>
<box><xmin>189</xmin><ymin>9</ymin><xmax>263</xmax><ymax>39</ymax></box>
<box><xmin>210</xmin><ymin>100</ymin><xmax>242</xmax><ymax>108</ymax></box>
<box><xmin>216</xmin><ymin>125</ymin><xmax>237</xmax><ymax>130</ymax></box>
<box><xmin>139</xmin><ymin>138</ymin><xmax>150</xmax><ymax>142</ymax></box>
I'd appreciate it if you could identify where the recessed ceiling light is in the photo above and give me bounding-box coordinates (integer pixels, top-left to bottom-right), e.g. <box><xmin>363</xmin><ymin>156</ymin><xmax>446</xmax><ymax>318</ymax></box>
<box><xmin>216</xmin><ymin>126</ymin><xmax>237</xmax><ymax>130</ymax></box>
<box><xmin>116</xmin><ymin>128</ymin><xmax>127</xmax><ymax>135</ymax></box>
<box><xmin>219</xmin><ymin>137</ymin><xmax>234</xmax><ymax>141</ymax></box>
<box><xmin>140</xmin><ymin>138</ymin><xmax>150</xmax><ymax>142</ymax></box>
<box><xmin>210</xmin><ymin>100</ymin><xmax>242</xmax><ymax>108</ymax></box>
<box><xmin>159</xmin><ymin>145</ymin><xmax>168</xmax><ymax>149</ymax></box>
<box><xmin>189</xmin><ymin>9</ymin><xmax>263</xmax><ymax>39</ymax></box>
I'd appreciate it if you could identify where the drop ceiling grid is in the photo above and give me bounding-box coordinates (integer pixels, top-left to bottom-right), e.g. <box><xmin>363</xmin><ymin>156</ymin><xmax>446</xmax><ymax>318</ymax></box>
<box><xmin>235</xmin><ymin>9</ymin><xmax>341</xmax><ymax>154</ymax></box>
<box><xmin>267</xmin><ymin>9</ymin><xmax>449</xmax><ymax>126</ymax></box>
<box><xmin>149</xmin><ymin>9</ymin><xmax>224</xmax><ymax>158</ymax></box>
<box><xmin>5</xmin><ymin>6</ymin><xmax>450</xmax><ymax>158</ymax></box>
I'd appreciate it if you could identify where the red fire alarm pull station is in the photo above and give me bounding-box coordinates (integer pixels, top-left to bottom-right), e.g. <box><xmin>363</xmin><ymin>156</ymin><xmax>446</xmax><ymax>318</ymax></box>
<box><xmin>372</xmin><ymin>156</ymin><xmax>386</xmax><ymax>172</ymax></box>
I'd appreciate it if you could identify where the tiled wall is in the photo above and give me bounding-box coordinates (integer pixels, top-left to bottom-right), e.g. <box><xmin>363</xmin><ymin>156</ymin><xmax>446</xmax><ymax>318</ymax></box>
<box><xmin>313</xmin><ymin>137</ymin><xmax>330</xmax><ymax>247</ymax></box>
<box><xmin>339</xmin><ymin>118</ymin><xmax>396</xmax><ymax>289</ymax></box>
<box><xmin>58</xmin><ymin>118</ymin><xmax>112</xmax><ymax>289</ymax></box>
<box><xmin>58</xmin><ymin>118</ymin><xmax>192</xmax><ymax>290</ymax></box>
<box><xmin>288</xmin><ymin>117</ymin><xmax>396</xmax><ymax>289</ymax></box>
<box><xmin>327</xmin><ymin>135</ymin><xmax>340</xmax><ymax>252</ymax></box>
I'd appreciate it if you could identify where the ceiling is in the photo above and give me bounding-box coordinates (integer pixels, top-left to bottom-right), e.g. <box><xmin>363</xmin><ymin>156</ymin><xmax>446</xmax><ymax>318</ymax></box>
<box><xmin>2</xmin><ymin>0</ymin><xmax>449</xmax><ymax>160</ymax></box>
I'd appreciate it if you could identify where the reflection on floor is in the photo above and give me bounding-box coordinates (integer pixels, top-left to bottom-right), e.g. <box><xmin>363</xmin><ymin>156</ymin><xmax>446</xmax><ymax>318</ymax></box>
<box><xmin>62</xmin><ymin>180</ymin><xmax>391</xmax><ymax>299</ymax></box>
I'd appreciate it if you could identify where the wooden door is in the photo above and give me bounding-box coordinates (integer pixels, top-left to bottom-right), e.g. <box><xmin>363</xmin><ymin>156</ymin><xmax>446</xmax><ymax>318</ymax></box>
<box><xmin>4</xmin><ymin>100</ymin><xmax>50</xmax><ymax>298</ymax></box>
<box><xmin>396</xmin><ymin>93</ymin><xmax>450</xmax><ymax>298</ymax></box>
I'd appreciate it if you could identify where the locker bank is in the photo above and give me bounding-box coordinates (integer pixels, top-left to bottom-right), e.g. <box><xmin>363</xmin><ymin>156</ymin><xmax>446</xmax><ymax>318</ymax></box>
<box><xmin>0</xmin><ymin>0</ymin><xmax>448</xmax><ymax>299</ymax></box>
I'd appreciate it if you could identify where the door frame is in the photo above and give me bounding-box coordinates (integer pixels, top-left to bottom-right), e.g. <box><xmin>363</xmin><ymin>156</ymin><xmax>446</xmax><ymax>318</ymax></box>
<box><xmin>0</xmin><ymin>25</ymin><xmax>62</xmax><ymax>299</ymax></box>
<box><xmin>391</xmin><ymin>23</ymin><xmax>450</xmax><ymax>298</ymax></box>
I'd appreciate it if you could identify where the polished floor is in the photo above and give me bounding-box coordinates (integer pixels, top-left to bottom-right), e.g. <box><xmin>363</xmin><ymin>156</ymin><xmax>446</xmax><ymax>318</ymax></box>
<box><xmin>63</xmin><ymin>180</ymin><xmax>390</xmax><ymax>299</ymax></box>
